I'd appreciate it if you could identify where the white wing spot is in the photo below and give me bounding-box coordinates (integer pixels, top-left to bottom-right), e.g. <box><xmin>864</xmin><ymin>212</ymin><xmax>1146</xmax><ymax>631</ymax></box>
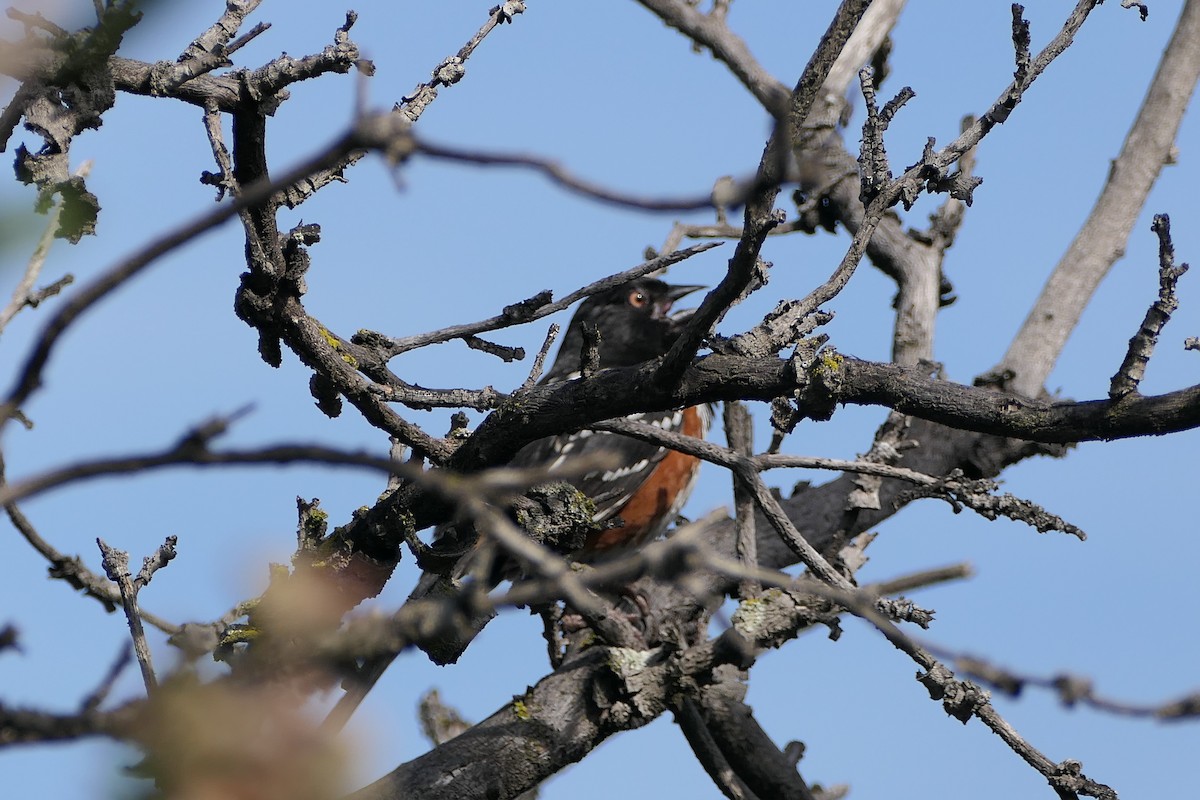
<box><xmin>650</xmin><ymin>411</ymin><xmax>682</xmax><ymax>429</ymax></box>
<box><xmin>601</xmin><ymin>458</ymin><xmax>651</xmax><ymax>482</ymax></box>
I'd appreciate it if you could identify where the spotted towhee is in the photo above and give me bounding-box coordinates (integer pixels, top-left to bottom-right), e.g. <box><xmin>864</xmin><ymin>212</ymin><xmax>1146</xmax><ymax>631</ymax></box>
<box><xmin>328</xmin><ymin>278</ymin><xmax>711</xmax><ymax>715</ymax></box>
<box><xmin>508</xmin><ymin>276</ymin><xmax>710</xmax><ymax>557</ymax></box>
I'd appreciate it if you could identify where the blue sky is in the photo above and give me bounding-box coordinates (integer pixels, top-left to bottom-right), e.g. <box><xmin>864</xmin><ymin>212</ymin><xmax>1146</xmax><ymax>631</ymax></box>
<box><xmin>2</xmin><ymin>1</ymin><xmax>1198</xmax><ymax>798</ymax></box>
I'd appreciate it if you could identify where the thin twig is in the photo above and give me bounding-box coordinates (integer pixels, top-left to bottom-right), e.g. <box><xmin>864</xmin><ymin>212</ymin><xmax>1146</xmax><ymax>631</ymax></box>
<box><xmin>4</xmin><ymin>498</ymin><xmax>180</xmax><ymax>633</ymax></box>
<box><xmin>519</xmin><ymin>323</ymin><xmax>559</xmax><ymax>391</ymax></box>
<box><xmin>659</xmin><ymin>218</ymin><xmax>808</xmax><ymax>257</ymax></box>
<box><xmin>0</xmin><ymin>439</ymin><xmax>422</xmax><ymax>509</ymax></box>
<box><xmin>285</xmin><ymin>1</ymin><xmax>524</xmax><ymax>206</ymax></box>
<box><xmin>1109</xmin><ymin>214</ymin><xmax>1189</xmax><ymax>400</ymax></box>
<box><xmin>201</xmin><ymin>100</ymin><xmax>237</xmax><ymax>200</ymax></box>
<box><xmin>397</xmin><ymin>1</ymin><xmax>527</xmax><ymax>122</ymax></box>
<box><xmin>864</xmin><ymin>563</ymin><xmax>974</xmax><ymax>596</ymax></box>
<box><xmin>371</xmin><ymin>243</ymin><xmax>719</xmax><ymax>357</ymax></box>
<box><xmin>417</xmin><ymin>137</ymin><xmax>737</xmax><ymax>212</ymax></box>
<box><xmin>79</xmin><ymin>646</ymin><xmax>133</xmax><ymax>713</ymax></box>
<box><xmin>178</xmin><ymin>0</ymin><xmax>265</xmax><ymax>63</ymax></box>
<box><xmin>224</xmin><ymin>21</ymin><xmax>271</xmax><ymax>57</ymax></box>
<box><xmin>96</xmin><ymin>540</ymin><xmax>158</xmax><ymax>694</ymax></box>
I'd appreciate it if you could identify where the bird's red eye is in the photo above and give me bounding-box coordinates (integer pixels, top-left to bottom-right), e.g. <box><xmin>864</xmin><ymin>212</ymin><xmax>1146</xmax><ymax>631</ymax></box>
<box><xmin>628</xmin><ymin>290</ymin><xmax>649</xmax><ymax>308</ymax></box>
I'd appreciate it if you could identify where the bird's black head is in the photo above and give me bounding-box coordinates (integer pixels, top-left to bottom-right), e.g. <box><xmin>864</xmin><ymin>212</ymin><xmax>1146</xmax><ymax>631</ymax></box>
<box><xmin>546</xmin><ymin>278</ymin><xmax>705</xmax><ymax>380</ymax></box>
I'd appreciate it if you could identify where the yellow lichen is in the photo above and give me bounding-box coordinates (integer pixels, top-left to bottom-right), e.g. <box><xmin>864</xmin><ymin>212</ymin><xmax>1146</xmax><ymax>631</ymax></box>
<box><xmin>218</xmin><ymin>626</ymin><xmax>260</xmax><ymax>646</ymax></box>
<box><xmin>318</xmin><ymin>327</ymin><xmax>340</xmax><ymax>349</ymax></box>
<box><xmin>817</xmin><ymin>350</ymin><xmax>843</xmax><ymax>373</ymax></box>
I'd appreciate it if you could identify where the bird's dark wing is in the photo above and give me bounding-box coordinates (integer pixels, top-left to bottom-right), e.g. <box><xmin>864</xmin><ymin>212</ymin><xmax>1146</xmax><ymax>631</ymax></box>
<box><xmin>509</xmin><ymin>409</ymin><xmax>682</xmax><ymax>523</ymax></box>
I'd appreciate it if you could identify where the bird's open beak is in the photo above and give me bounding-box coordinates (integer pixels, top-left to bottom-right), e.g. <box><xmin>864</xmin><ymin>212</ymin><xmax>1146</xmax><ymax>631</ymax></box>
<box><xmin>665</xmin><ymin>284</ymin><xmax>706</xmax><ymax>302</ymax></box>
<box><xmin>656</xmin><ymin>284</ymin><xmax>706</xmax><ymax>318</ymax></box>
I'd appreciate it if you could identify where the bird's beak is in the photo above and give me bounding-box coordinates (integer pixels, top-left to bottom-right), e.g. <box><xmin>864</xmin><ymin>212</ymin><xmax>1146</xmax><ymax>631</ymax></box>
<box><xmin>665</xmin><ymin>284</ymin><xmax>706</xmax><ymax>303</ymax></box>
<box><xmin>655</xmin><ymin>283</ymin><xmax>706</xmax><ymax>319</ymax></box>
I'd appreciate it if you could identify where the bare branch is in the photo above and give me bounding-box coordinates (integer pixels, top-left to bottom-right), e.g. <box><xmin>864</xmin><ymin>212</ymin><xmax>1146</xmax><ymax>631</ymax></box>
<box><xmin>239</xmin><ymin>13</ymin><xmax>361</xmax><ymax>101</ymax></box>
<box><xmin>1</xmin><ymin>459</ymin><xmax>180</xmax><ymax>634</ymax></box>
<box><xmin>285</xmin><ymin>2</ymin><xmax>523</xmax><ymax>206</ymax></box>
<box><xmin>896</xmin><ymin>471</ymin><xmax>1086</xmax><ymax>540</ymax></box>
<box><xmin>723</xmin><ymin>401</ymin><xmax>759</xmax><ymax>599</ymax></box>
<box><xmin>5</xmin><ymin>7</ymin><xmax>67</xmax><ymax>38</ymax></box>
<box><xmin>856</xmin><ymin>66</ymin><xmax>915</xmax><ymax>206</ymax></box>
<box><xmin>821</xmin><ymin>0</ymin><xmax>907</xmax><ymax>101</ymax></box>
<box><xmin>1122</xmin><ymin>1</ymin><xmax>1150</xmax><ymax>22</ymax></box>
<box><xmin>635</xmin><ymin>0</ymin><xmax>791</xmax><ymax>116</ymax></box>
<box><xmin>865</xmin><ymin>563</ymin><xmax>973</xmax><ymax>596</ymax></box>
<box><xmin>675</xmin><ymin>696</ymin><xmax>764</xmax><ymax>800</ymax></box>
<box><xmin>519</xmin><ymin>323</ymin><xmax>559</xmax><ymax>391</ymax></box>
<box><xmin>462</xmin><ymin>334</ymin><xmax>525</xmax><ymax>363</ymax></box>
<box><xmin>655</xmin><ymin>0</ymin><xmax>875</xmax><ymax>384</ymax></box>
<box><xmin>348</xmin><ymin>530</ymin><xmax>1120</xmax><ymax>800</ymax></box>
<box><xmin>688</xmin><ymin>680</ymin><xmax>819</xmax><ymax>800</ymax></box>
<box><xmin>941</xmin><ymin>650</ymin><xmax>1200</xmax><ymax>721</ymax></box>
<box><xmin>417</xmin><ymin>136</ymin><xmax>735</xmax><ymax>212</ymax></box>
<box><xmin>7</xmin><ymin>508</ymin><xmax>175</xmax><ymax>629</ymax></box>
<box><xmin>458</xmin><ymin>353</ymin><xmax>1200</xmax><ymax>476</ymax></box>
<box><xmin>96</xmin><ymin>539</ymin><xmax>161</xmax><ymax>694</ymax></box>
<box><xmin>719</xmin><ymin>567</ymin><xmax>1118</xmax><ymax>799</ymax></box>
<box><xmin>79</xmin><ymin>646</ymin><xmax>133</xmax><ymax>714</ymax></box>
<box><xmin>999</xmin><ymin>0</ymin><xmax>1200</xmax><ymax>396</ymax></box>
<box><xmin>178</xmin><ymin>0</ymin><xmax>265</xmax><ymax>64</ymax></box>
<box><xmin>658</xmin><ymin>218</ymin><xmax>809</xmax><ymax>257</ymax></box>
<box><xmin>397</xmin><ymin>1</ymin><xmax>526</xmax><ymax>122</ymax></box>
<box><xmin>1109</xmin><ymin>214</ymin><xmax>1190</xmax><ymax>400</ymax></box>
<box><xmin>0</xmin><ymin>438</ymin><xmax>415</xmax><ymax>510</ymax></box>
<box><xmin>200</xmin><ymin>100</ymin><xmax>237</xmax><ymax>200</ymax></box>
<box><xmin>0</xmin><ymin>699</ymin><xmax>133</xmax><ymax>748</ymax></box>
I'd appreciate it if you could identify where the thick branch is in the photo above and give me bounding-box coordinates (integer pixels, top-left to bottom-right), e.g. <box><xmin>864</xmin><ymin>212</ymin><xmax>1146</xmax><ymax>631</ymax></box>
<box><xmin>348</xmin><ymin>647</ymin><xmax>620</xmax><ymax>800</ymax></box>
<box><xmin>453</xmin><ymin>354</ymin><xmax>1200</xmax><ymax>475</ymax></box>
<box><xmin>689</xmin><ymin>674</ymin><xmax>818</xmax><ymax>800</ymax></box>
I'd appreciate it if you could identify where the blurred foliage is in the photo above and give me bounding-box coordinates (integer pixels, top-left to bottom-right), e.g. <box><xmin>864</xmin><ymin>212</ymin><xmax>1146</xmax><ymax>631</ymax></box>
<box><xmin>0</xmin><ymin>202</ymin><xmax>45</xmax><ymax>273</ymax></box>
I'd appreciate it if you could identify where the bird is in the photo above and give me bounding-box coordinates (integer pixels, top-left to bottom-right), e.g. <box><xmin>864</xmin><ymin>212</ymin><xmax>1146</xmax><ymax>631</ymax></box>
<box><xmin>323</xmin><ymin>278</ymin><xmax>710</xmax><ymax>727</ymax></box>
<box><xmin>506</xmin><ymin>276</ymin><xmax>710</xmax><ymax>557</ymax></box>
